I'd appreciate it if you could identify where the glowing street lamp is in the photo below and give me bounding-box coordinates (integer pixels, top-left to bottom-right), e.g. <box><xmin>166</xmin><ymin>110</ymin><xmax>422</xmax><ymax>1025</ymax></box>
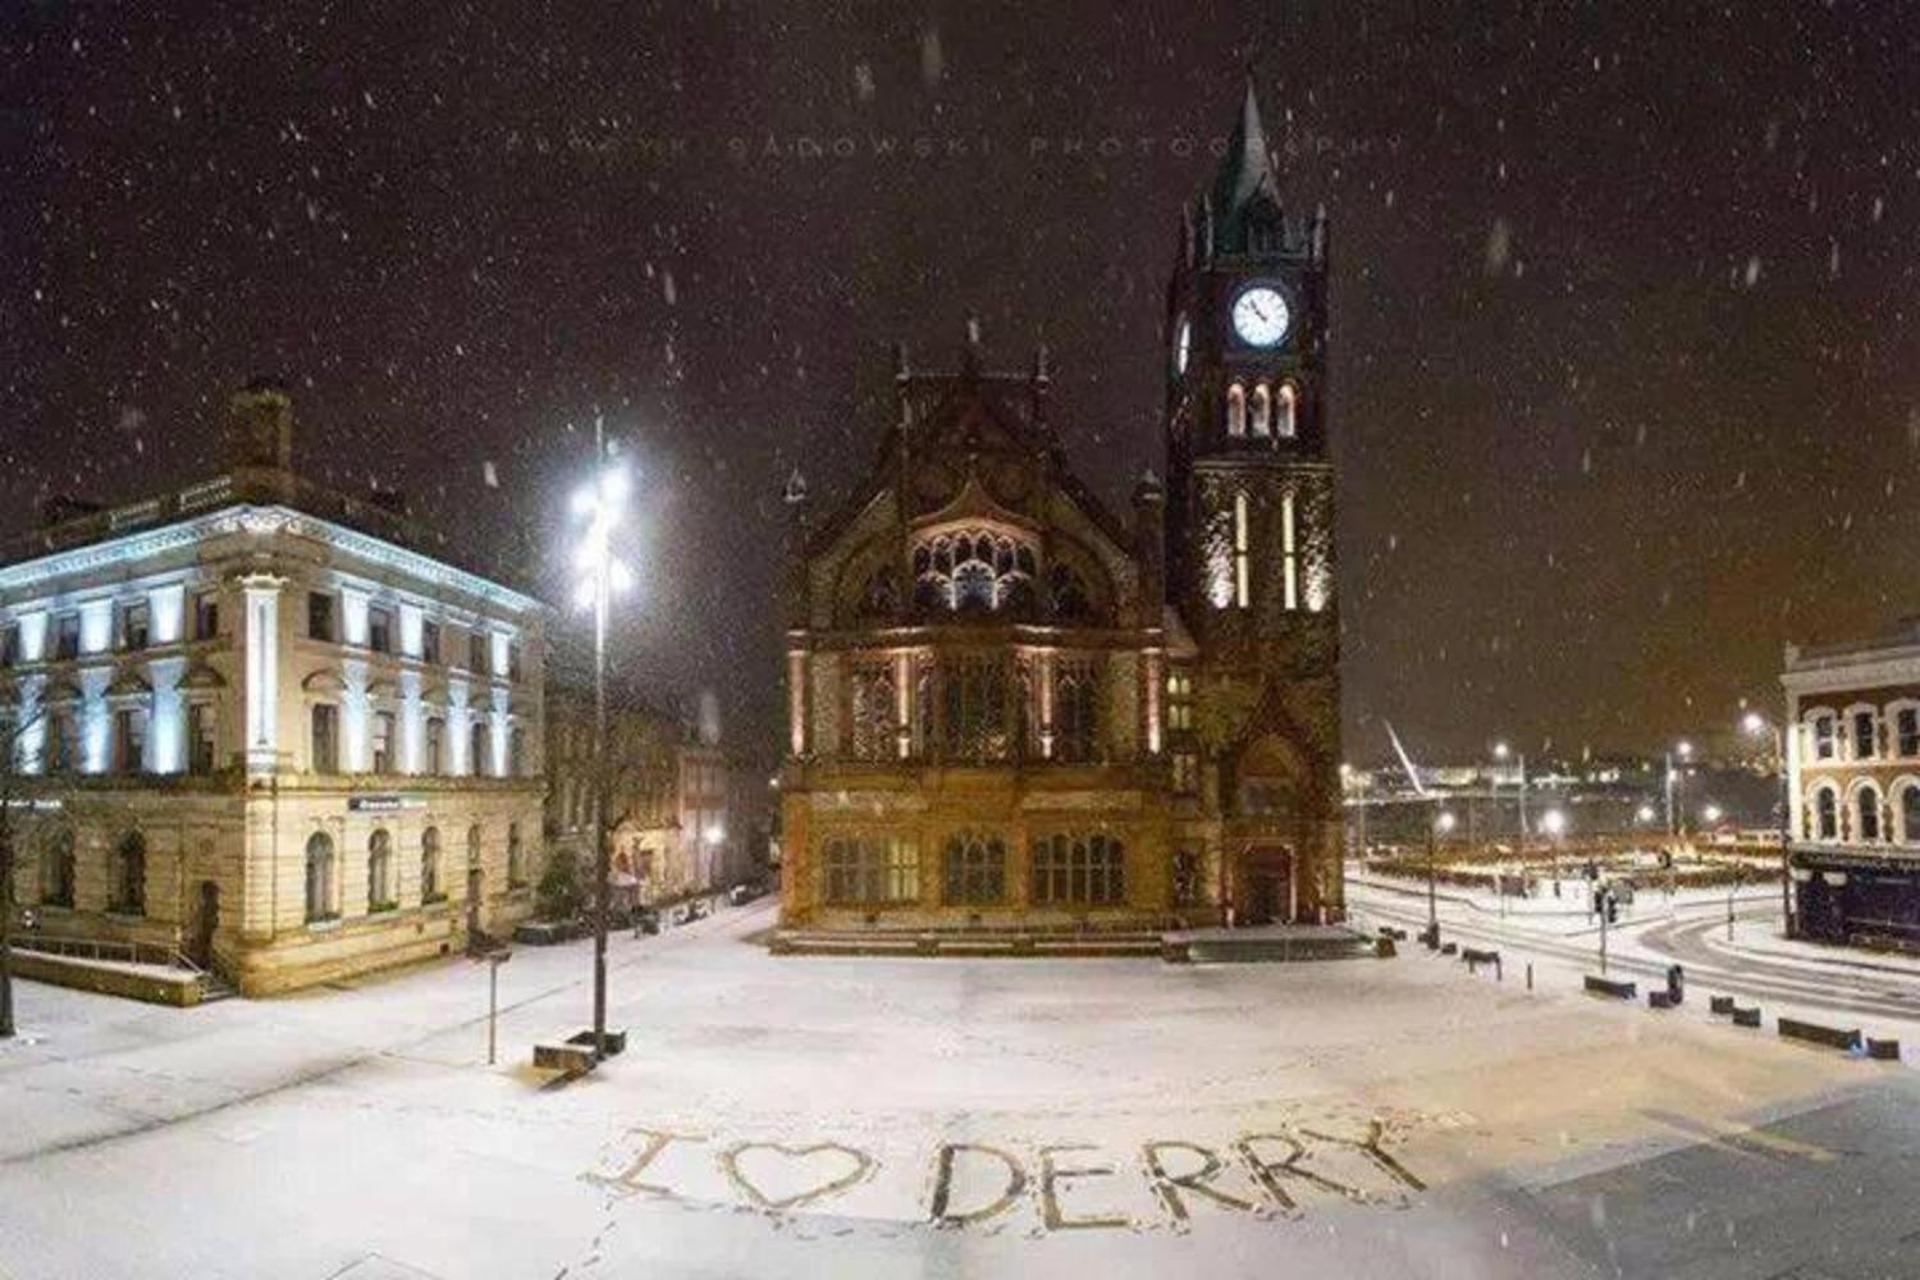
<box><xmin>1540</xmin><ymin>807</ymin><xmax>1567</xmax><ymax>895</ymax></box>
<box><xmin>571</xmin><ymin>421</ymin><xmax>633</xmax><ymax>1060</ymax></box>
<box><xmin>1493</xmin><ymin>740</ymin><xmax>1529</xmax><ymax>844</ymax></box>
<box><xmin>1702</xmin><ymin>803</ymin><xmax>1723</xmax><ymax>826</ymax></box>
<box><xmin>1665</xmin><ymin>740</ymin><xmax>1694</xmax><ymax>838</ymax></box>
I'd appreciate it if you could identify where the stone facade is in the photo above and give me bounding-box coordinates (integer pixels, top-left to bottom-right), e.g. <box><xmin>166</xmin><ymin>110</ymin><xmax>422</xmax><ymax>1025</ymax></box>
<box><xmin>544</xmin><ymin>685</ymin><xmax>764</xmax><ymax>909</ymax></box>
<box><xmin>1</xmin><ymin>385</ymin><xmax>547</xmax><ymax>994</ymax></box>
<box><xmin>777</xmin><ymin>84</ymin><xmax>1344</xmax><ymax>934</ymax></box>
<box><xmin>1781</xmin><ymin>628</ymin><xmax>1920</xmax><ymax>950</ymax></box>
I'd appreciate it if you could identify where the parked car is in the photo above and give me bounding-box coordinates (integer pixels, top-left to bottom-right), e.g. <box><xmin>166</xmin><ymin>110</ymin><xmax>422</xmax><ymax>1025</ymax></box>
<box><xmin>632</xmin><ymin>907</ymin><xmax>660</xmax><ymax>936</ymax></box>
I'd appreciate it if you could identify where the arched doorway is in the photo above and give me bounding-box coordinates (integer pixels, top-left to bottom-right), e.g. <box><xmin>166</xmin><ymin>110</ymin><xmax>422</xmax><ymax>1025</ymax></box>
<box><xmin>1229</xmin><ymin>732</ymin><xmax>1310</xmax><ymax>926</ymax></box>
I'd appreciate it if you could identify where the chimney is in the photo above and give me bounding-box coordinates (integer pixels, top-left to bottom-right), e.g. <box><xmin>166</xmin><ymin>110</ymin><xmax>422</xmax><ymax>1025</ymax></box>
<box><xmin>225</xmin><ymin>377</ymin><xmax>295</xmax><ymax>472</ymax></box>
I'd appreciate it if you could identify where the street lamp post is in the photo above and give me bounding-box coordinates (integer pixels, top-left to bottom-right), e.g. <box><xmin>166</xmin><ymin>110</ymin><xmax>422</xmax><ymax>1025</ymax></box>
<box><xmin>1665</xmin><ymin>740</ymin><xmax>1693</xmax><ymax>839</ymax></box>
<box><xmin>571</xmin><ymin>421</ymin><xmax>633</xmax><ymax>1060</ymax></box>
<box><xmin>1743</xmin><ymin>712</ymin><xmax>1794</xmax><ymax>939</ymax></box>
<box><xmin>1541</xmin><ymin>807</ymin><xmax>1567</xmax><ymax>902</ymax></box>
<box><xmin>1425</xmin><ymin>807</ymin><xmax>1455</xmax><ymax>947</ymax></box>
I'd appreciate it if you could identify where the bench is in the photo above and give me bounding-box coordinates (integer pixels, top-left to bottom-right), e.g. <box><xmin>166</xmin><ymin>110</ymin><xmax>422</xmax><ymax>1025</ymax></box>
<box><xmin>1778</xmin><ymin>1018</ymin><xmax>1862</xmax><ymax>1052</ymax></box>
<box><xmin>1584</xmin><ymin>975</ymin><xmax>1636</xmax><ymax>1000</ymax></box>
<box><xmin>533</xmin><ymin>1042</ymin><xmax>597</xmax><ymax>1076</ymax></box>
<box><xmin>1867</xmin><ymin>1037</ymin><xmax>1901</xmax><ymax>1061</ymax></box>
<box><xmin>1649</xmin><ymin>990</ymin><xmax>1677</xmax><ymax>1010</ymax></box>
<box><xmin>1460</xmin><ymin>947</ymin><xmax>1502</xmax><ymax>978</ymax></box>
<box><xmin>1708</xmin><ymin>995</ymin><xmax>1734</xmax><ymax>1016</ymax></box>
<box><xmin>1731</xmin><ymin>1006</ymin><xmax>1761</xmax><ymax>1028</ymax></box>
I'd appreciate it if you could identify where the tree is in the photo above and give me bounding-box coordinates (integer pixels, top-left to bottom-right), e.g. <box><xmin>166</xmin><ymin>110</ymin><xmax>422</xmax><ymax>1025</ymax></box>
<box><xmin>536</xmin><ymin>844</ymin><xmax>586</xmax><ymax>923</ymax></box>
<box><xmin>0</xmin><ymin>700</ymin><xmax>47</xmax><ymax>1040</ymax></box>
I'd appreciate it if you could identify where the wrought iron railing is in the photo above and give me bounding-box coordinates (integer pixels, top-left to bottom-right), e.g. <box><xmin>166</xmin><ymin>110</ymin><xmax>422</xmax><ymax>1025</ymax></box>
<box><xmin>10</xmin><ymin>932</ymin><xmax>203</xmax><ymax>974</ymax></box>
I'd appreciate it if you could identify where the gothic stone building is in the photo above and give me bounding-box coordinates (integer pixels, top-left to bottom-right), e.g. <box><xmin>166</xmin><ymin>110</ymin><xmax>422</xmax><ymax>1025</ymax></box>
<box><xmin>777</xmin><ymin>84</ymin><xmax>1342</xmax><ymax>932</ymax></box>
<box><xmin>0</xmin><ymin>384</ymin><xmax>547</xmax><ymax>994</ymax></box>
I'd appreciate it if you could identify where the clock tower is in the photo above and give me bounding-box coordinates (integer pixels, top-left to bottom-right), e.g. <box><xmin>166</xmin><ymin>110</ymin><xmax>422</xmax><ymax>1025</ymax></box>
<box><xmin>1162</xmin><ymin>77</ymin><xmax>1343</xmax><ymax>924</ymax></box>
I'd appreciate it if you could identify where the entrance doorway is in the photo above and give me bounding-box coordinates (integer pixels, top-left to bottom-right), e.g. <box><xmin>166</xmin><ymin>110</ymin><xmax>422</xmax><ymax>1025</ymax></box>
<box><xmin>188</xmin><ymin>881</ymin><xmax>219</xmax><ymax>969</ymax></box>
<box><xmin>1239</xmin><ymin>847</ymin><xmax>1294</xmax><ymax>926</ymax></box>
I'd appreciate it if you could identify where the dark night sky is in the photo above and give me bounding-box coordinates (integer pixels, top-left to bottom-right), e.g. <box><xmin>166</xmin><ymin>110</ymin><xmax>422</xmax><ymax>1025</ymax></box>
<box><xmin>4</xmin><ymin>2</ymin><xmax>1919</xmax><ymax>765</ymax></box>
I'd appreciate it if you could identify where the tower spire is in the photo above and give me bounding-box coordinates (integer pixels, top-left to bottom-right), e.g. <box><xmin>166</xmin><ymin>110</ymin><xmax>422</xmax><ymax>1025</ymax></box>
<box><xmin>1202</xmin><ymin>74</ymin><xmax>1285</xmax><ymax>255</ymax></box>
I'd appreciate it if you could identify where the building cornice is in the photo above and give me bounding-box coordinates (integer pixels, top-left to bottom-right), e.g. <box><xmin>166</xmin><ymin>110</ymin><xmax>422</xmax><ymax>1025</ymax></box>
<box><xmin>0</xmin><ymin>505</ymin><xmax>543</xmax><ymax>616</ymax></box>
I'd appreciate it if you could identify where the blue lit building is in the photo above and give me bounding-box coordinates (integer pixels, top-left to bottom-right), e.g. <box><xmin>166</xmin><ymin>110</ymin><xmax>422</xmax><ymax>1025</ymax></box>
<box><xmin>1</xmin><ymin>384</ymin><xmax>548</xmax><ymax>994</ymax></box>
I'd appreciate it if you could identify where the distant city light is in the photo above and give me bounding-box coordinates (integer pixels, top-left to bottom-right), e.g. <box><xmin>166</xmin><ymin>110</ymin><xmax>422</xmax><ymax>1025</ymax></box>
<box><xmin>1742</xmin><ymin>711</ymin><xmax>1767</xmax><ymax>736</ymax></box>
<box><xmin>1675</xmin><ymin>740</ymin><xmax>1693</xmax><ymax>759</ymax></box>
<box><xmin>1435</xmin><ymin>810</ymin><xmax>1457</xmax><ymax>834</ymax></box>
<box><xmin>1493</xmin><ymin>741</ymin><xmax>1510</xmax><ymax>760</ymax></box>
<box><xmin>1703</xmin><ymin>804</ymin><xmax>1723</xmax><ymax>824</ymax></box>
<box><xmin>1636</xmin><ymin>804</ymin><xmax>1656</xmax><ymax>823</ymax></box>
<box><xmin>1540</xmin><ymin>808</ymin><xmax>1567</xmax><ymax>836</ymax></box>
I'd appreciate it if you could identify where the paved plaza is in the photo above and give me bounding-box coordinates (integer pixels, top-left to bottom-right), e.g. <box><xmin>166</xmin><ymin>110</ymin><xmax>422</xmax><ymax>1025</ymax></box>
<box><xmin>2</xmin><ymin>900</ymin><xmax>1917</xmax><ymax>1279</ymax></box>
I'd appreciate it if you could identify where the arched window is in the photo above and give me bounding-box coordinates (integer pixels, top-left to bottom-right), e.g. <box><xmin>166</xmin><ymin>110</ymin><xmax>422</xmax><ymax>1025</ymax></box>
<box><xmin>912</xmin><ymin>530</ymin><xmax>1036</xmax><ymax>614</ymax></box>
<box><xmin>1053</xmin><ymin>659</ymin><xmax>1100</xmax><ymax>763</ymax></box>
<box><xmin>111</xmin><ymin>832</ymin><xmax>146</xmax><ymax>916</ymax></box>
<box><xmin>1225</xmin><ymin>383</ymin><xmax>1246</xmax><ymax>437</ymax></box>
<box><xmin>942</xmin><ymin>831</ymin><xmax>1006</xmax><ymax>905</ymax></box>
<box><xmin>1233</xmin><ymin>491</ymin><xmax>1251</xmax><ymax>608</ymax></box>
<box><xmin>469</xmin><ymin>719</ymin><xmax>490</xmax><ymax>777</ymax></box>
<box><xmin>1811</xmin><ymin>714</ymin><xmax>1836</xmax><ymax>761</ymax></box>
<box><xmin>306</xmin><ymin>833</ymin><xmax>336</xmax><ymax>922</ymax></box>
<box><xmin>509</xmin><ymin>726</ymin><xmax>525</xmax><ymax>777</ymax></box>
<box><xmin>508</xmin><ymin>823</ymin><xmax>525</xmax><ymax>887</ymax></box>
<box><xmin>1276</xmin><ymin>382</ymin><xmax>1298</xmax><ymax>438</ymax></box>
<box><xmin>1048</xmin><ymin>563</ymin><xmax>1093</xmax><ymax>623</ymax></box>
<box><xmin>467</xmin><ymin>824</ymin><xmax>484</xmax><ymax>870</ymax></box>
<box><xmin>1814</xmin><ymin>786</ymin><xmax>1838</xmax><ymax>841</ymax></box>
<box><xmin>1852</xmin><ymin>710</ymin><xmax>1878</xmax><ymax>760</ymax></box>
<box><xmin>848</xmin><ymin>660</ymin><xmax>896</xmax><ymax>762</ymax></box>
<box><xmin>367</xmin><ymin>829</ymin><xmax>394</xmax><ymax>911</ymax></box>
<box><xmin>857</xmin><ymin>567</ymin><xmax>900</xmax><ymax>620</ymax></box>
<box><xmin>1857</xmin><ymin>784</ymin><xmax>1882</xmax><ymax>842</ymax></box>
<box><xmin>1902</xmin><ymin>785</ymin><xmax>1920</xmax><ymax>844</ymax></box>
<box><xmin>1249</xmin><ymin>383</ymin><xmax>1271</xmax><ymax>437</ymax></box>
<box><xmin>39</xmin><ymin>826</ymin><xmax>75</xmax><ymax>908</ymax></box>
<box><xmin>421</xmin><ymin>827</ymin><xmax>442</xmax><ymax>902</ymax></box>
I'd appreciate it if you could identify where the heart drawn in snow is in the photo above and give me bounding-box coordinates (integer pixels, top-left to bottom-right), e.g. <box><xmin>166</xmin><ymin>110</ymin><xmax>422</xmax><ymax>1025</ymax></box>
<box><xmin>720</xmin><ymin>1141</ymin><xmax>876</xmax><ymax>1211</ymax></box>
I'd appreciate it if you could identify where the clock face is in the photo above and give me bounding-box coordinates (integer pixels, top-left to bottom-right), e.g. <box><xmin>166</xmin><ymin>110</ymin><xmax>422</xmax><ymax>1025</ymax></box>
<box><xmin>1174</xmin><ymin>316</ymin><xmax>1192</xmax><ymax>374</ymax></box>
<box><xmin>1231</xmin><ymin>286</ymin><xmax>1290</xmax><ymax>347</ymax></box>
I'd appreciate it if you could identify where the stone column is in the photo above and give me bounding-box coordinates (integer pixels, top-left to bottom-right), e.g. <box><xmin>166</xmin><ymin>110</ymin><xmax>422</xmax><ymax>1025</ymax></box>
<box><xmin>238</xmin><ymin>573</ymin><xmax>287</xmax><ymax>775</ymax></box>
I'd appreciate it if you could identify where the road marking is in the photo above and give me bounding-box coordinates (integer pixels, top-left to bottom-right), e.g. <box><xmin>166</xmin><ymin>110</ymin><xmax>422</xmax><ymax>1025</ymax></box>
<box><xmin>1640</xmin><ymin>1108</ymin><xmax>1835</xmax><ymax>1164</ymax></box>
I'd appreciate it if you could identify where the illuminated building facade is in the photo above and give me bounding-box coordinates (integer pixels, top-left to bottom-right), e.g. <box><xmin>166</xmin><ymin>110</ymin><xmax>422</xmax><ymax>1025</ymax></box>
<box><xmin>1783</xmin><ymin>627</ymin><xmax>1920</xmax><ymax>950</ymax></box>
<box><xmin>777</xmin><ymin>84</ymin><xmax>1344</xmax><ymax>933</ymax></box>
<box><xmin>0</xmin><ymin>384</ymin><xmax>546</xmax><ymax>993</ymax></box>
